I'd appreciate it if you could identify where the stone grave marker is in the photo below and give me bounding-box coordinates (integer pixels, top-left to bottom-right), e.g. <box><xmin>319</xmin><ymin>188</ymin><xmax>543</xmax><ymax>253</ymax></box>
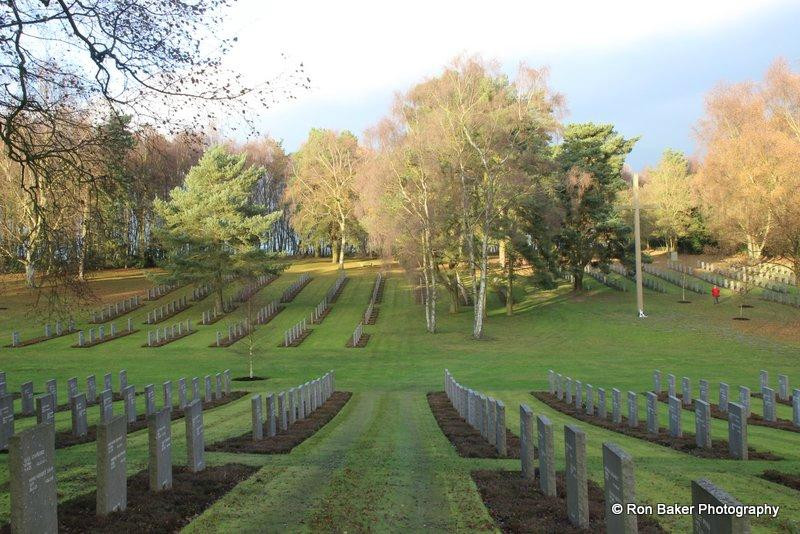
<box><xmin>556</xmin><ymin>374</ymin><xmax>563</xmax><ymax>400</ymax></box>
<box><xmin>727</xmin><ymin>402</ymin><xmax>747</xmax><ymax>460</ymax></box>
<box><xmin>759</xmin><ymin>370</ymin><xmax>768</xmax><ymax>390</ymax></box>
<box><xmin>185</xmin><ymin>399</ymin><xmax>205</xmax><ymax>472</ymax></box>
<box><xmin>668</xmin><ymin>374</ymin><xmax>676</xmax><ymax>397</ymax></box>
<box><xmin>585</xmin><ymin>384</ymin><xmax>594</xmax><ymax>415</ymax></box>
<box><xmin>762</xmin><ymin>386</ymin><xmax>776</xmax><ymax>422</ymax></box>
<box><xmin>9</xmin><ymin>423</ymin><xmax>57</xmax><ymax>533</ymax></box>
<box><xmin>603</xmin><ymin>442</ymin><xmax>637</xmax><ymax>534</ymax></box>
<box><xmin>793</xmin><ymin>388</ymin><xmax>800</xmax><ymax>428</ymax></box>
<box><xmin>87</xmin><ymin>375</ymin><xmax>97</xmax><ymax>405</ymax></box>
<box><xmin>699</xmin><ymin>379</ymin><xmax>709</xmax><ymax>403</ymax></box>
<box><xmin>279</xmin><ymin>392</ymin><xmax>288</xmax><ymax>431</ymax></box>
<box><xmin>691</xmin><ymin>479</ymin><xmax>749</xmax><ymax>533</ymax></box>
<box><xmin>100</xmin><ymin>389</ymin><xmax>113</xmax><ymax>424</ymax></box>
<box><xmin>96</xmin><ymin>415</ymin><xmax>127</xmax><ymax>515</ymax></box>
<box><xmin>739</xmin><ymin>386</ymin><xmax>750</xmax><ymax>418</ymax></box>
<box><xmin>251</xmin><ymin>395</ymin><xmax>263</xmax><ymax>440</ymax></box>
<box><xmin>597</xmin><ymin>388</ymin><xmax>607</xmax><ymax>419</ymax></box>
<box><xmin>653</xmin><ymin>369</ymin><xmax>661</xmax><ymax>393</ymax></box>
<box><xmin>71</xmin><ymin>392</ymin><xmax>88</xmax><ymax>437</ymax></box>
<box><xmin>537</xmin><ymin>414</ymin><xmax>556</xmax><ymax>497</ymax></box>
<box><xmin>36</xmin><ymin>394</ymin><xmax>55</xmax><ymax>425</ymax></box>
<box><xmin>67</xmin><ymin>377</ymin><xmax>79</xmax><ymax>400</ymax></box>
<box><xmin>627</xmin><ymin>391</ymin><xmax>638</xmax><ymax>428</ymax></box>
<box><xmin>646</xmin><ymin>392</ymin><xmax>658</xmax><ymax>434</ymax></box>
<box><xmin>778</xmin><ymin>374</ymin><xmax>789</xmax><ymax>401</ymax></box>
<box><xmin>215</xmin><ymin>373</ymin><xmax>222</xmax><ymax>400</ymax></box>
<box><xmin>147</xmin><ymin>408</ymin><xmax>172</xmax><ymax>491</ymax></box>
<box><xmin>46</xmin><ymin>379</ymin><xmax>57</xmax><ymax>406</ymax></box>
<box><xmin>695</xmin><ymin>399</ymin><xmax>711</xmax><ymax>449</ymax></box>
<box><xmin>719</xmin><ymin>382</ymin><xmax>729</xmax><ymax>413</ymax></box>
<box><xmin>0</xmin><ymin>394</ymin><xmax>14</xmax><ymax>450</ymax></box>
<box><xmin>668</xmin><ymin>395</ymin><xmax>682</xmax><ymax>437</ymax></box>
<box><xmin>288</xmin><ymin>388</ymin><xmax>297</xmax><ymax>425</ymax></box>
<box><xmin>123</xmin><ymin>385</ymin><xmax>136</xmax><ymax>424</ymax></box>
<box><xmin>565</xmin><ymin>377</ymin><xmax>573</xmax><ymax>405</ymax></box>
<box><xmin>144</xmin><ymin>384</ymin><xmax>156</xmax><ymax>416</ymax></box>
<box><xmin>267</xmin><ymin>394</ymin><xmax>277</xmax><ymax>436</ymax></box>
<box><xmin>178</xmin><ymin>378</ymin><xmax>187</xmax><ymax>409</ymax></box>
<box><xmin>192</xmin><ymin>377</ymin><xmax>200</xmax><ymax>402</ymax></box>
<box><xmin>519</xmin><ymin>404</ymin><xmax>534</xmax><ymax>479</ymax></box>
<box><xmin>681</xmin><ymin>377</ymin><xmax>691</xmax><ymax>406</ymax></box>
<box><xmin>163</xmin><ymin>381</ymin><xmax>172</xmax><ymax>412</ymax></box>
<box><xmin>487</xmin><ymin>397</ymin><xmax>497</xmax><ymax>446</ymax></box>
<box><xmin>204</xmin><ymin>376</ymin><xmax>212</xmax><ymax>403</ymax></box>
<box><xmin>104</xmin><ymin>373</ymin><xmax>112</xmax><ymax>393</ymax></box>
<box><xmin>564</xmin><ymin>424</ymin><xmax>588</xmax><ymax>529</ymax></box>
<box><xmin>495</xmin><ymin>400</ymin><xmax>507</xmax><ymax>456</ymax></box>
<box><xmin>612</xmin><ymin>388</ymin><xmax>621</xmax><ymax>424</ymax></box>
<box><xmin>119</xmin><ymin>370</ymin><xmax>128</xmax><ymax>392</ymax></box>
<box><xmin>21</xmin><ymin>381</ymin><xmax>34</xmax><ymax>415</ymax></box>
<box><xmin>575</xmin><ymin>380</ymin><xmax>583</xmax><ymax>411</ymax></box>
<box><xmin>224</xmin><ymin>369</ymin><xmax>231</xmax><ymax>395</ymax></box>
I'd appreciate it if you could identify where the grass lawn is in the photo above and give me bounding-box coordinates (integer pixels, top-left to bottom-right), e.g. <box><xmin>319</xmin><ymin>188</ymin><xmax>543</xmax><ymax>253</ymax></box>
<box><xmin>0</xmin><ymin>257</ymin><xmax>799</xmax><ymax>532</ymax></box>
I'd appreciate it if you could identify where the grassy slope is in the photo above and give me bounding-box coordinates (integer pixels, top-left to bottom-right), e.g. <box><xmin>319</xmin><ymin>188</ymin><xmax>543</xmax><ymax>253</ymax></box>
<box><xmin>0</xmin><ymin>258</ymin><xmax>799</xmax><ymax>532</ymax></box>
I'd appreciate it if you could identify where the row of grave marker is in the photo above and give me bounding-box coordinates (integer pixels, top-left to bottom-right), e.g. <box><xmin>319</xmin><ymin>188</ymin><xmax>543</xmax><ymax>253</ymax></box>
<box><xmin>235</xmin><ymin>274</ymin><xmax>276</xmax><ymax>302</ymax></box>
<box><xmin>280</xmin><ymin>274</ymin><xmax>312</xmax><ymax>303</ymax></box>
<box><xmin>76</xmin><ymin>318</ymin><xmax>136</xmax><ymax>347</ymax></box>
<box><xmin>0</xmin><ymin>369</ymin><xmax>231</xmax><ymax>450</ymax></box>
<box><xmin>144</xmin><ymin>296</ymin><xmax>190</xmax><ymax>325</ymax></box>
<box><xmin>444</xmin><ymin>370</ymin><xmax>507</xmax><ymax>455</ymax></box>
<box><xmin>146</xmin><ymin>319</ymin><xmax>194</xmax><ymax>347</ymax></box>
<box><xmin>642</xmin><ymin>263</ymin><xmax>706</xmax><ymax>294</ymax></box>
<box><xmin>548</xmin><ymin>370</ymin><xmax>751</xmax><ymax>460</ymax></box>
<box><xmin>90</xmin><ymin>296</ymin><xmax>143</xmax><ymax>323</ymax></box>
<box><xmin>699</xmin><ymin>260</ymin><xmax>794</xmax><ymax>293</ymax></box>
<box><xmin>10</xmin><ymin>319</ymin><xmax>77</xmax><ymax>347</ymax></box>
<box><xmin>252</xmin><ymin>371</ymin><xmax>335</xmax><ymax>439</ymax></box>
<box><xmin>517</xmin><ymin>398</ymin><xmax>749</xmax><ymax>532</ymax></box>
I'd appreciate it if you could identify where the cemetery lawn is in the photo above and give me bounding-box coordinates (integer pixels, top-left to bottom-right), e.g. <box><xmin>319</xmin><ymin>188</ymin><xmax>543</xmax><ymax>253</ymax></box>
<box><xmin>1</xmin><ymin>259</ymin><xmax>799</xmax><ymax>533</ymax></box>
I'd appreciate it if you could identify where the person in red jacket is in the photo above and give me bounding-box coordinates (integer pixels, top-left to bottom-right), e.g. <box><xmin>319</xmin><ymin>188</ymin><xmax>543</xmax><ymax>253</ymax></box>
<box><xmin>711</xmin><ymin>285</ymin><xmax>720</xmax><ymax>304</ymax></box>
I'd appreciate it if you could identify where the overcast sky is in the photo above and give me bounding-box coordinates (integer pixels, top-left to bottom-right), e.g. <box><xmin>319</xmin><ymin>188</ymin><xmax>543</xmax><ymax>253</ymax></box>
<box><xmin>219</xmin><ymin>0</ymin><xmax>800</xmax><ymax>170</ymax></box>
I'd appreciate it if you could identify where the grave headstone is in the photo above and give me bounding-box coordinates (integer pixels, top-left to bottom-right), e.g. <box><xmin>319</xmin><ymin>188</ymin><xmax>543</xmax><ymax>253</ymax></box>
<box><xmin>646</xmin><ymin>392</ymin><xmax>658</xmax><ymax>434</ymax></box>
<box><xmin>21</xmin><ymin>381</ymin><xmax>34</xmax><ymax>415</ymax></box>
<box><xmin>627</xmin><ymin>391</ymin><xmax>638</xmax><ymax>428</ymax></box>
<box><xmin>119</xmin><ymin>370</ymin><xmax>128</xmax><ymax>392</ymax></box>
<box><xmin>267</xmin><ymin>394</ymin><xmax>277</xmax><ymax>436</ymax></box>
<box><xmin>87</xmin><ymin>375</ymin><xmax>97</xmax><ymax>405</ymax></box>
<box><xmin>96</xmin><ymin>415</ymin><xmax>127</xmax><ymax>515</ymax></box>
<box><xmin>192</xmin><ymin>377</ymin><xmax>200</xmax><ymax>402</ymax></box>
<box><xmin>719</xmin><ymin>382</ymin><xmax>729</xmax><ymax>413</ymax></box>
<box><xmin>778</xmin><ymin>375</ymin><xmax>789</xmax><ymax>401</ymax></box>
<box><xmin>699</xmin><ymin>379</ymin><xmax>709</xmax><ymax>403</ymax></box>
<box><xmin>279</xmin><ymin>392</ymin><xmax>288</xmax><ymax>431</ymax></box>
<box><xmin>792</xmin><ymin>388</ymin><xmax>800</xmax><ymax>428</ymax></box>
<box><xmin>564</xmin><ymin>424</ymin><xmax>588</xmax><ymax>529</ymax></box>
<box><xmin>204</xmin><ymin>376</ymin><xmax>212</xmax><ymax>403</ymax></box>
<box><xmin>251</xmin><ymin>395</ymin><xmax>263</xmax><ymax>440</ymax></box>
<box><xmin>575</xmin><ymin>380</ymin><xmax>583</xmax><ymax>410</ymax></box>
<box><xmin>556</xmin><ymin>374</ymin><xmax>563</xmax><ymax>400</ymax></box>
<box><xmin>519</xmin><ymin>404</ymin><xmax>534</xmax><ymax>479</ymax></box>
<box><xmin>759</xmin><ymin>370</ymin><xmax>768</xmax><ymax>390</ymax></box>
<box><xmin>668</xmin><ymin>374</ymin><xmax>676</xmax><ymax>397</ymax></box>
<box><xmin>762</xmin><ymin>387</ymin><xmax>776</xmax><ymax>422</ymax></box>
<box><xmin>104</xmin><ymin>373</ymin><xmax>112</xmax><ymax>393</ymax></box>
<box><xmin>537</xmin><ymin>414</ymin><xmax>556</xmax><ymax>497</ymax></box>
<box><xmin>100</xmin><ymin>388</ymin><xmax>113</xmax><ymax>423</ymax></box>
<box><xmin>653</xmin><ymin>369</ymin><xmax>661</xmax><ymax>393</ymax></box>
<box><xmin>668</xmin><ymin>395</ymin><xmax>682</xmax><ymax>438</ymax></box>
<box><xmin>0</xmin><ymin>394</ymin><xmax>14</xmax><ymax>450</ymax></box>
<box><xmin>215</xmin><ymin>373</ymin><xmax>222</xmax><ymax>400</ymax></box>
<box><xmin>695</xmin><ymin>399</ymin><xmax>711</xmax><ymax>449</ymax></box>
<box><xmin>565</xmin><ymin>377</ymin><xmax>573</xmax><ymax>405</ymax></box>
<box><xmin>9</xmin><ymin>423</ymin><xmax>57</xmax><ymax>533</ymax></box>
<box><xmin>178</xmin><ymin>378</ymin><xmax>187</xmax><ymax>409</ymax></box>
<box><xmin>185</xmin><ymin>399</ymin><xmax>205</xmax><ymax>472</ymax></box>
<box><xmin>597</xmin><ymin>388</ymin><xmax>607</xmax><ymax>419</ymax></box>
<box><xmin>738</xmin><ymin>386</ymin><xmax>750</xmax><ymax>418</ymax></box>
<box><xmin>495</xmin><ymin>400</ymin><xmax>507</xmax><ymax>456</ymax></box>
<box><xmin>585</xmin><ymin>384</ymin><xmax>594</xmax><ymax>415</ymax></box>
<box><xmin>123</xmin><ymin>385</ymin><xmax>136</xmax><ymax>424</ymax></box>
<box><xmin>682</xmin><ymin>377</ymin><xmax>691</xmax><ymax>406</ymax></box>
<box><xmin>67</xmin><ymin>376</ymin><xmax>79</xmax><ymax>400</ymax></box>
<box><xmin>612</xmin><ymin>388</ymin><xmax>621</xmax><ymax>424</ymax></box>
<box><xmin>691</xmin><ymin>479</ymin><xmax>750</xmax><ymax>533</ymax></box>
<box><xmin>71</xmin><ymin>392</ymin><xmax>88</xmax><ymax>437</ymax></box>
<box><xmin>163</xmin><ymin>381</ymin><xmax>172</xmax><ymax>412</ymax></box>
<box><xmin>487</xmin><ymin>397</ymin><xmax>497</xmax><ymax>446</ymax></box>
<box><xmin>36</xmin><ymin>394</ymin><xmax>55</xmax><ymax>425</ymax></box>
<box><xmin>727</xmin><ymin>402</ymin><xmax>747</xmax><ymax>460</ymax></box>
<box><xmin>603</xmin><ymin>442</ymin><xmax>637</xmax><ymax>534</ymax></box>
<box><xmin>45</xmin><ymin>379</ymin><xmax>57</xmax><ymax>406</ymax></box>
<box><xmin>144</xmin><ymin>384</ymin><xmax>156</xmax><ymax>416</ymax></box>
<box><xmin>147</xmin><ymin>408</ymin><xmax>172</xmax><ymax>491</ymax></box>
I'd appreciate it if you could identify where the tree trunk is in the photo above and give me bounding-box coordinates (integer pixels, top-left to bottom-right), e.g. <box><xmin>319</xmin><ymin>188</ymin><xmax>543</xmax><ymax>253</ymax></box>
<box><xmin>498</xmin><ymin>239</ymin><xmax>506</xmax><ymax>266</ymax></box>
<box><xmin>573</xmin><ymin>269</ymin><xmax>584</xmax><ymax>291</ymax></box>
<box><xmin>339</xmin><ymin>218</ymin><xmax>346</xmax><ymax>266</ymax></box>
<box><xmin>331</xmin><ymin>241</ymin><xmax>340</xmax><ymax>264</ymax></box>
<box><xmin>77</xmin><ymin>199</ymin><xmax>90</xmax><ymax>282</ymax></box>
<box><xmin>505</xmin><ymin>255</ymin><xmax>513</xmax><ymax>316</ymax></box>
<box><xmin>24</xmin><ymin>254</ymin><xmax>36</xmax><ymax>288</ymax></box>
<box><xmin>473</xmin><ymin>231</ymin><xmax>489</xmax><ymax>339</ymax></box>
